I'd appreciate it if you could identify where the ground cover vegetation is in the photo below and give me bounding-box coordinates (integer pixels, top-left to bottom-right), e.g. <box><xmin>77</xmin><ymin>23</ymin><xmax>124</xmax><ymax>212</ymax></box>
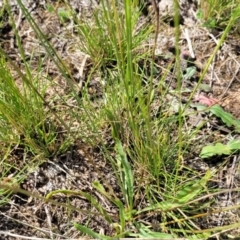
<box><xmin>0</xmin><ymin>0</ymin><xmax>240</xmax><ymax>239</ymax></box>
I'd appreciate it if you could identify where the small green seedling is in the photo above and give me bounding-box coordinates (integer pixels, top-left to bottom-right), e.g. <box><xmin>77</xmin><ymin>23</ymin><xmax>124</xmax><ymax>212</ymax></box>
<box><xmin>57</xmin><ymin>8</ymin><xmax>72</xmax><ymax>23</ymax></box>
<box><xmin>45</xmin><ymin>4</ymin><xmax>54</xmax><ymax>13</ymax></box>
<box><xmin>183</xmin><ymin>66</ymin><xmax>196</xmax><ymax>80</ymax></box>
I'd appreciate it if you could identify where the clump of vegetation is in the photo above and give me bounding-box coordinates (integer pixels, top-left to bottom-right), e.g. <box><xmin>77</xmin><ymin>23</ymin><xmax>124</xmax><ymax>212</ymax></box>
<box><xmin>199</xmin><ymin>0</ymin><xmax>240</xmax><ymax>31</ymax></box>
<box><xmin>1</xmin><ymin>0</ymin><xmax>240</xmax><ymax>239</ymax></box>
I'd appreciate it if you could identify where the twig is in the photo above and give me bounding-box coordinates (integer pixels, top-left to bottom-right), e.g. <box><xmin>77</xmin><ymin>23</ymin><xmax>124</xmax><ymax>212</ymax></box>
<box><xmin>16</xmin><ymin>8</ymin><xmax>23</xmax><ymax>31</ymax></box>
<box><xmin>218</xmin><ymin>155</ymin><xmax>238</xmax><ymax>227</ymax></box>
<box><xmin>220</xmin><ymin>67</ymin><xmax>239</xmax><ymax>98</ymax></box>
<box><xmin>0</xmin><ymin>231</ymin><xmax>49</xmax><ymax>240</ymax></box>
<box><xmin>184</xmin><ymin>28</ymin><xmax>195</xmax><ymax>59</ymax></box>
<box><xmin>208</xmin><ymin>32</ymin><xmax>219</xmax><ymax>45</ymax></box>
<box><xmin>44</xmin><ymin>205</ymin><xmax>53</xmax><ymax>240</ymax></box>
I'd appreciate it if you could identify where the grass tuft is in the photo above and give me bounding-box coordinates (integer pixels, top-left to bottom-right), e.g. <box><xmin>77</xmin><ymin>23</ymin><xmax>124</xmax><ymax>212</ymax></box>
<box><xmin>0</xmin><ymin>0</ymin><xmax>240</xmax><ymax>238</ymax></box>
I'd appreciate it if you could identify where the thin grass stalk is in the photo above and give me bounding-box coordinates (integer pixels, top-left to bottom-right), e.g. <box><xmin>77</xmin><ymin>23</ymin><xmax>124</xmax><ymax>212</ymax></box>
<box><xmin>123</xmin><ymin>0</ymin><xmax>142</xmax><ymax>145</ymax></box>
<box><xmin>100</xmin><ymin>0</ymin><xmax>125</xmax><ymax>78</ymax></box>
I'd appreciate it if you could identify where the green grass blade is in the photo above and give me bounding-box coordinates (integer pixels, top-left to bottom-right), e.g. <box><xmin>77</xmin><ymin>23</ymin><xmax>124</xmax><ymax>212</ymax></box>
<box><xmin>115</xmin><ymin>140</ymin><xmax>134</xmax><ymax>209</ymax></box>
<box><xmin>73</xmin><ymin>223</ymin><xmax>112</xmax><ymax>240</ymax></box>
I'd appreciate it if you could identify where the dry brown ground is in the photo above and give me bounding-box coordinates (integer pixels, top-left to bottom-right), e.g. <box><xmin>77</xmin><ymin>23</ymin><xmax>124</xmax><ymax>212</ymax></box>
<box><xmin>0</xmin><ymin>0</ymin><xmax>240</xmax><ymax>239</ymax></box>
